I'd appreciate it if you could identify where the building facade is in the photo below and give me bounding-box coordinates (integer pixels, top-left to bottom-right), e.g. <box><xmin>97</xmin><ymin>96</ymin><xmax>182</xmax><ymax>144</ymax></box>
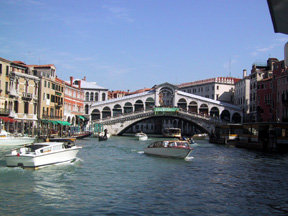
<box><xmin>0</xmin><ymin>58</ymin><xmax>40</xmax><ymax>134</ymax></box>
<box><xmin>234</xmin><ymin>70</ymin><xmax>250</xmax><ymax>122</ymax></box>
<box><xmin>249</xmin><ymin>58</ymin><xmax>278</xmax><ymax>122</ymax></box>
<box><xmin>62</xmin><ymin>77</ymin><xmax>85</xmax><ymax>126</ymax></box>
<box><xmin>178</xmin><ymin>77</ymin><xmax>240</xmax><ymax>104</ymax></box>
<box><xmin>27</xmin><ymin>64</ymin><xmax>65</xmax><ymax>123</ymax></box>
<box><xmin>272</xmin><ymin>60</ymin><xmax>288</xmax><ymax>122</ymax></box>
<box><xmin>71</xmin><ymin>77</ymin><xmax>108</xmax><ymax>123</ymax></box>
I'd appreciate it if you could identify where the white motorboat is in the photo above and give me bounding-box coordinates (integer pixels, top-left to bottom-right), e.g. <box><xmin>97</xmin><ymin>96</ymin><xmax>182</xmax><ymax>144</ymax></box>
<box><xmin>135</xmin><ymin>132</ymin><xmax>148</xmax><ymax>141</ymax></box>
<box><xmin>5</xmin><ymin>140</ymin><xmax>82</xmax><ymax>169</ymax></box>
<box><xmin>0</xmin><ymin>129</ymin><xmax>36</xmax><ymax>146</ymax></box>
<box><xmin>144</xmin><ymin>140</ymin><xmax>193</xmax><ymax>159</ymax></box>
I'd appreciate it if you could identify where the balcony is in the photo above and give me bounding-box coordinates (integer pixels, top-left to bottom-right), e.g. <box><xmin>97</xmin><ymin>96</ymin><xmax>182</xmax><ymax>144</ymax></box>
<box><xmin>0</xmin><ymin>108</ymin><xmax>11</xmax><ymax>116</ymax></box>
<box><xmin>42</xmin><ymin>114</ymin><xmax>63</xmax><ymax>120</ymax></box>
<box><xmin>55</xmin><ymin>101</ymin><xmax>63</xmax><ymax>109</ymax></box>
<box><xmin>22</xmin><ymin>92</ymin><xmax>32</xmax><ymax>100</ymax></box>
<box><xmin>9</xmin><ymin>89</ymin><xmax>18</xmax><ymax>98</ymax></box>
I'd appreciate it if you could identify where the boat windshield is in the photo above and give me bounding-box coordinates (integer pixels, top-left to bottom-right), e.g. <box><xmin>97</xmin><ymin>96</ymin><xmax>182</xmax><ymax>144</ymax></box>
<box><xmin>148</xmin><ymin>141</ymin><xmax>190</xmax><ymax>148</ymax></box>
<box><xmin>29</xmin><ymin>144</ymin><xmax>48</xmax><ymax>152</ymax></box>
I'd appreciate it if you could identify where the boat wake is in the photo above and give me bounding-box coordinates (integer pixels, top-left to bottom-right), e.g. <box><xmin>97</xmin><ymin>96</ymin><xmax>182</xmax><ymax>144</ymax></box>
<box><xmin>185</xmin><ymin>156</ymin><xmax>194</xmax><ymax>161</ymax></box>
<box><xmin>137</xmin><ymin>151</ymin><xmax>144</xmax><ymax>154</ymax></box>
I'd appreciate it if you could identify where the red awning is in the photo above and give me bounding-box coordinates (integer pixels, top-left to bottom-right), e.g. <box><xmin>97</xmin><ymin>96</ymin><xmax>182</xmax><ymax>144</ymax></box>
<box><xmin>0</xmin><ymin>116</ymin><xmax>17</xmax><ymax>123</ymax></box>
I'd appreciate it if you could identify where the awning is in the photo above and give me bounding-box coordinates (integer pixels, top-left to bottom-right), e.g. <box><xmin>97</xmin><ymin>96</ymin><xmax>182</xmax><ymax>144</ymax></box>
<box><xmin>77</xmin><ymin>115</ymin><xmax>85</xmax><ymax>120</ymax></box>
<box><xmin>0</xmin><ymin>116</ymin><xmax>17</xmax><ymax>123</ymax></box>
<box><xmin>41</xmin><ymin>119</ymin><xmax>70</xmax><ymax>126</ymax></box>
<box><xmin>57</xmin><ymin>121</ymin><xmax>71</xmax><ymax>126</ymax></box>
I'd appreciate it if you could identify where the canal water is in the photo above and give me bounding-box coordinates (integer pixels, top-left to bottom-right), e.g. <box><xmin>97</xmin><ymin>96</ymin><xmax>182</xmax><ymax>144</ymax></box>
<box><xmin>0</xmin><ymin>136</ymin><xmax>288</xmax><ymax>216</ymax></box>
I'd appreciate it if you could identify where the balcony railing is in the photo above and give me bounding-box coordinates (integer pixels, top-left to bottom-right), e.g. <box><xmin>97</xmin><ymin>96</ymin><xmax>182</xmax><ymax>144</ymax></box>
<box><xmin>42</xmin><ymin>115</ymin><xmax>63</xmax><ymax>120</ymax></box>
<box><xmin>55</xmin><ymin>101</ymin><xmax>63</xmax><ymax>108</ymax></box>
<box><xmin>0</xmin><ymin>108</ymin><xmax>11</xmax><ymax>115</ymax></box>
<box><xmin>22</xmin><ymin>92</ymin><xmax>32</xmax><ymax>100</ymax></box>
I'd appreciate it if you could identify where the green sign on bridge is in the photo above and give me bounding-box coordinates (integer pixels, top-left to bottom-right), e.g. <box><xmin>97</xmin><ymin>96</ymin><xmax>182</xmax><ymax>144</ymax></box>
<box><xmin>153</xmin><ymin>107</ymin><xmax>179</xmax><ymax>115</ymax></box>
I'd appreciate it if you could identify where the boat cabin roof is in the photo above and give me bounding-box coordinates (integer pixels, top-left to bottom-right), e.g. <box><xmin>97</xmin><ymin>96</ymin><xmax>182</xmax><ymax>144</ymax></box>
<box><xmin>28</xmin><ymin>142</ymin><xmax>65</xmax><ymax>148</ymax></box>
<box><xmin>148</xmin><ymin>140</ymin><xmax>190</xmax><ymax>148</ymax></box>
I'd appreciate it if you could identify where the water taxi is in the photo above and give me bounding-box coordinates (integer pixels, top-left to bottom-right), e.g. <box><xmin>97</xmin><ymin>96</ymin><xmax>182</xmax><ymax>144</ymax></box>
<box><xmin>0</xmin><ymin>129</ymin><xmax>36</xmax><ymax>146</ymax></box>
<box><xmin>162</xmin><ymin>128</ymin><xmax>181</xmax><ymax>138</ymax></box>
<box><xmin>5</xmin><ymin>140</ymin><xmax>82</xmax><ymax>169</ymax></box>
<box><xmin>144</xmin><ymin>140</ymin><xmax>193</xmax><ymax>159</ymax></box>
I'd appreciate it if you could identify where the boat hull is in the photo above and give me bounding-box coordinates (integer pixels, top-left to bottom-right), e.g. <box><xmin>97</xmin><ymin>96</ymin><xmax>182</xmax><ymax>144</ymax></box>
<box><xmin>139</xmin><ymin>135</ymin><xmax>148</xmax><ymax>141</ymax></box>
<box><xmin>144</xmin><ymin>147</ymin><xmax>192</xmax><ymax>159</ymax></box>
<box><xmin>5</xmin><ymin>147</ymin><xmax>81</xmax><ymax>169</ymax></box>
<box><xmin>0</xmin><ymin>137</ymin><xmax>36</xmax><ymax>146</ymax></box>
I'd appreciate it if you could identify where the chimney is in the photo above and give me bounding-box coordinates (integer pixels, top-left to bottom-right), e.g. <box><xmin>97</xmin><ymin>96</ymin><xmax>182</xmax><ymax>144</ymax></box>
<box><xmin>70</xmin><ymin>76</ymin><xmax>73</xmax><ymax>85</ymax></box>
<box><xmin>243</xmin><ymin>69</ymin><xmax>247</xmax><ymax>78</ymax></box>
<box><xmin>83</xmin><ymin>76</ymin><xmax>86</xmax><ymax>81</ymax></box>
<box><xmin>78</xmin><ymin>80</ymin><xmax>81</xmax><ymax>89</ymax></box>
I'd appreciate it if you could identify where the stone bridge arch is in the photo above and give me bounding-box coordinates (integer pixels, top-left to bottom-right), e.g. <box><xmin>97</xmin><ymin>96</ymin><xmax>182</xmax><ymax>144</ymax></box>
<box><xmin>115</xmin><ymin>114</ymin><xmax>211</xmax><ymax>136</ymax></box>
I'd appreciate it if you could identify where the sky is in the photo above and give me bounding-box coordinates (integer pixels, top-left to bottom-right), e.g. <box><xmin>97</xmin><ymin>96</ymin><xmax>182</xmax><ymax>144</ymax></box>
<box><xmin>1</xmin><ymin>0</ymin><xmax>288</xmax><ymax>92</ymax></box>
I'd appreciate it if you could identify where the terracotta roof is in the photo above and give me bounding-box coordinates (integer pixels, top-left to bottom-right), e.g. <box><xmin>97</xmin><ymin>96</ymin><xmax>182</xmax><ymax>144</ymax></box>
<box><xmin>126</xmin><ymin>88</ymin><xmax>151</xmax><ymax>95</ymax></box>
<box><xmin>12</xmin><ymin>61</ymin><xmax>26</xmax><ymax>65</ymax></box>
<box><xmin>0</xmin><ymin>57</ymin><xmax>12</xmax><ymax>63</ymax></box>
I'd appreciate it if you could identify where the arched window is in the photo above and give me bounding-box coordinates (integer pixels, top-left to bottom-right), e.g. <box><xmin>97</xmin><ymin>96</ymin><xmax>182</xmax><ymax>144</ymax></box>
<box><xmin>95</xmin><ymin>93</ymin><xmax>99</xmax><ymax>101</ymax></box>
<box><xmin>90</xmin><ymin>92</ymin><xmax>94</xmax><ymax>101</ymax></box>
<box><xmin>85</xmin><ymin>104</ymin><xmax>89</xmax><ymax>114</ymax></box>
<box><xmin>85</xmin><ymin>92</ymin><xmax>89</xmax><ymax>101</ymax></box>
<box><xmin>102</xmin><ymin>93</ymin><xmax>106</xmax><ymax>101</ymax></box>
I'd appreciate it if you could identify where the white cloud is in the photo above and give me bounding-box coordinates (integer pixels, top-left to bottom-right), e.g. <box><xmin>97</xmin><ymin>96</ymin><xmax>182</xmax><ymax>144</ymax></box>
<box><xmin>102</xmin><ymin>5</ymin><xmax>134</xmax><ymax>23</ymax></box>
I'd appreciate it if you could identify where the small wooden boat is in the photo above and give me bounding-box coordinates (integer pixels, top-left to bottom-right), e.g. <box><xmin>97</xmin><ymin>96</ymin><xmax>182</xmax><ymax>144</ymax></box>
<box><xmin>99</xmin><ymin>129</ymin><xmax>108</xmax><ymax>141</ymax></box>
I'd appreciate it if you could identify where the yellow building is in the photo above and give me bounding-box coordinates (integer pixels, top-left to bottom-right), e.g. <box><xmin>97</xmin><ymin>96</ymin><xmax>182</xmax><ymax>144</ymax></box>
<box><xmin>0</xmin><ymin>57</ymin><xmax>10</xmax><ymax>114</ymax></box>
<box><xmin>0</xmin><ymin>58</ymin><xmax>39</xmax><ymax>134</ymax></box>
<box><xmin>26</xmin><ymin>64</ymin><xmax>64</xmax><ymax>117</ymax></box>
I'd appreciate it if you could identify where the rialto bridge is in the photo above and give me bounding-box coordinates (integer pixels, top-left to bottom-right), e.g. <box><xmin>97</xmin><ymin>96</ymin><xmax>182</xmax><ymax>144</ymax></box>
<box><xmin>89</xmin><ymin>83</ymin><xmax>242</xmax><ymax>135</ymax></box>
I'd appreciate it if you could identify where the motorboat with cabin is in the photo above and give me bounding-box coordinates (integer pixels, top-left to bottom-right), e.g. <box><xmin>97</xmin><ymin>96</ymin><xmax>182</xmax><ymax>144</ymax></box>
<box><xmin>144</xmin><ymin>140</ymin><xmax>193</xmax><ymax>159</ymax></box>
<box><xmin>5</xmin><ymin>139</ymin><xmax>82</xmax><ymax>169</ymax></box>
<box><xmin>162</xmin><ymin>128</ymin><xmax>181</xmax><ymax>138</ymax></box>
<box><xmin>0</xmin><ymin>121</ymin><xmax>36</xmax><ymax>146</ymax></box>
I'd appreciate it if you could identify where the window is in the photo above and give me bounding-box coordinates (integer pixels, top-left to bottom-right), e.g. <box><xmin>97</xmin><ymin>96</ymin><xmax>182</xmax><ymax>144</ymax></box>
<box><xmin>24</xmin><ymin>102</ymin><xmax>29</xmax><ymax>114</ymax></box>
<box><xmin>0</xmin><ymin>64</ymin><xmax>2</xmax><ymax>74</ymax></box>
<box><xmin>90</xmin><ymin>92</ymin><xmax>94</xmax><ymax>101</ymax></box>
<box><xmin>85</xmin><ymin>92</ymin><xmax>89</xmax><ymax>101</ymax></box>
<box><xmin>14</xmin><ymin>101</ymin><xmax>18</xmax><ymax>113</ymax></box>
<box><xmin>34</xmin><ymin>103</ymin><xmax>37</xmax><ymax>114</ymax></box>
